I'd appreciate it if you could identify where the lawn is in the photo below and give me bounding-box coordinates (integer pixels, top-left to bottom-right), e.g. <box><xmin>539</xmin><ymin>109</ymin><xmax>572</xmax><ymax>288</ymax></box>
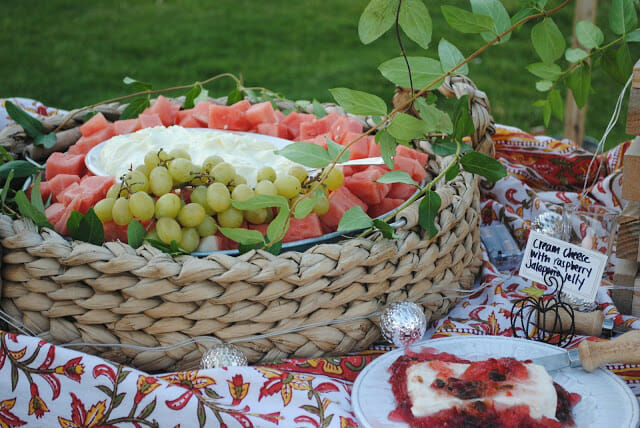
<box><xmin>0</xmin><ymin>0</ymin><xmax>637</xmax><ymax>148</ymax></box>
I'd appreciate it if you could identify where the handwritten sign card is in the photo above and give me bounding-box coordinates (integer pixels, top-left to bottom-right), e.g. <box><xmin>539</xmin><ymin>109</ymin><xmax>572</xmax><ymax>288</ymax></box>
<box><xmin>519</xmin><ymin>230</ymin><xmax>607</xmax><ymax>303</ymax></box>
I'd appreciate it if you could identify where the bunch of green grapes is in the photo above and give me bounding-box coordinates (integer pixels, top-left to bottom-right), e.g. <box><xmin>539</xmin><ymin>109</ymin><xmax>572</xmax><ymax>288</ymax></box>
<box><xmin>93</xmin><ymin>148</ymin><xmax>344</xmax><ymax>252</ymax></box>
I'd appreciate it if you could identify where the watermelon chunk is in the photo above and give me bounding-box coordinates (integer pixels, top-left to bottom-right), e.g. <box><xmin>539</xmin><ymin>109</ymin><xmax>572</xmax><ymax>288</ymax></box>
<box><xmin>26</xmin><ymin>180</ymin><xmax>53</xmax><ymax>203</ymax></box>
<box><xmin>304</xmin><ymin>135</ymin><xmax>329</xmax><ymax>151</ymax></box>
<box><xmin>344</xmin><ymin>165</ymin><xmax>391</xmax><ymax>205</ymax></box>
<box><xmin>45</xmin><ymin>202</ymin><xmax>66</xmax><ymax>227</ymax></box>
<box><xmin>103</xmin><ymin>220</ymin><xmax>129</xmax><ymax>243</ymax></box>
<box><xmin>396</xmin><ymin>145</ymin><xmax>429</xmax><ymax>168</ymax></box>
<box><xmin>57</xmin><ymin>182</ymin><xmax>82</xmax><ymax>206</ymax></box>
<box><xmin>138</xmin><ymin>112</ymin><xmax>164</xmax><ymax>129</ymax></box>
<box><xmin>245</xmin><ymin>101</ymin><xmax>278</xmax><ymax>127</ymax></box>
<box><xmin>256</xmin><ymin>123</ymin><xmax>292</xmax><ymax>139</ymax></box>
<box><xmin>208</xmin><ymin>105</ymin><xmax>251</xmax><ymax>131</ymax></box>
<box><xmin>388</xmin><ymin>182</ymin><xmax>417</xmax><ymax>200</ymax></box>
<box><xmin>393</xmin><ymin>155</ymin><xmax>428</xmax><ymax>183</ymax></box>
<box><xmin>80</xmin><ymin>113</ymin><xmax>110</xmax><ymax>137</ymax></box>
<box><xmin>284</xmin><ymin>214</ymin><xmax>323</xmax><ymax>242</ymax></box>
<box><xmin>192</xmin><ymin>101</ymin><xmax>214</xmax><ymax>125</ymax></box>
<box><xmin>330</xmin><ymin>116</ymin><xmax>363</xmax><ymax>142</ymax></box>
<box><xmin>299</xmin><ymin>119</ymin><xmax>332</xmax><ymax>141</ymax></box>
<box><xmin>113</xmin><ymin>118</ymin><xmax>139</xmax><ymax>135</ymax></box>
<box><xmin>47</xmin><ymin>174</ymin><xmax>81</xmax><ymax>202</ymax></box>
<box><xmin>54</xmin><ymin>196</ymin><xmax>83</xmax><ymax>236</ymax></box>
<box><xmin>68</xmin><ymin>124</ymin><xmax>115</xmax><ymax>156</ymax></box>
<box><xmin>368</xmin><ymin>198</ymin><xmax>404</xmax><ymax>218</ymax></box>
<box><xmin>145</xmin><ymin>95</ymin><xmax>180</xmax><ymax>126</ymax></box>
<box><xmin>280</xmin><ymin>112</ymin><xmax>315</xmax><ymax>140</ymax></box>
<box><xmin>319</xmin><ymin>185</ymin><xmax>368</xmax><ymax>233</ymax></box>
<box><xmin>175</xmin><ymin>110</ymin><xmax>203</xmax><ymax>128</ymax></box>
<box><xmin>45</xmin><ymin>152</ymin><xmax>87</xmax><ymax>180</ymax></box>
<box><xmin>231</xmin><ymin>99</ymin><xmax>252</xmax><ymax>112</ymax></box>
<box><xmin>340</xmin><ymin>131</ymin><xmax>372</xmax><ymax>160</ymax></box>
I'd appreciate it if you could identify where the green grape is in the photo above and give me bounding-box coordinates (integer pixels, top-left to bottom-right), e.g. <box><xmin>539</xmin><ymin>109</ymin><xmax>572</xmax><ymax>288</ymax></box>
<box><xmin>155</xmin><ymin>217</ymin><xmax>182</xmax><ymax>245</ymax></box>
<box><xmin>155</xmin><ymin>193</ymin><xmax>181</xmax><ymax>218</ymax></box>
<box><xmin>212</xmin><ymin>162</ymin><xmax>235</xmax><ymax>185</ymax></box>
<box><xmin>274</xmin><ymin>174</ymin><xmax>302</xmax><ymax>199</ymax></box>
<box><xmin>144</xmin><ymin>150</ymin><xmax>160</xmax><ymax>171</ymax></box>
<box><xmin>313</xmin><ymin>194</ymin><xmax>330</xmax><ymax>216</ymax></box>
<box><xmin>149</xmin><ymin>166</ymin><xmax>173</xmax><ymax>196</ymax></box>
<box><xmin>177</xmin><ymin>202</ymin><xmax>206</xmax><ymax>228</ymax></box>
<box><xmin>244</xmin><ymin>208</ymin><xmax>268</xmax><ymax>225</ymax></box>
<box><xmin>217</xmin><ymin>207</ymin><xmax>243</xmax><ymax>228</ymax></box>
<box><xmin>94</xmin><ymin>197</ymin><xmax>116</xmax><ymax>222</ymax></box>
<box><xmin>231</xmin><ymin>174</ymin><xmax>247</xmax><ymax>186</ymax></box>
<box><xmin>257</xmin><ymin>166</ymin><xmax>276</xmax><ymax>183</ymax></box>
<box><xmin>106</xmin><ymin>183</ymin><xmax>125</xmax><ymax>199</ymax></box>
<box><xmin>179</xmin><ymin>227</ymin><xmax>200</xmax><ymax>253</ymax></box>
<box><xmin>206</xmin><ymin>182</ymin><xmax>231</xmax><ymax>212</ymax></box>
<box><xmin>202</xmin><ymin>155</ymin><xmax>224</xmax><ymax>173</ymax></box>
<box><xmin>112</xmin><ymin>197</ymin><xmax>133</xmax><ymax>226</ymax></box>
<box><xmin>255</xmin><ymin>180</ymin><xmax>277</xmax><ymax>196</ymax></box>
<box><xmin>288</xmin><ymin>165</ymin><xmax>308</xmax><ymax>183</ymax></box>
<box><xmin>129</xmin><ymin>191</ymin><xmax>155</xmax><ymax>221</ymax></box>
<box><xmin>168</xmin><ymin>148</ymin><xmax>191</xmax><ymax>161</ymax></box>
<box><xmin>167</xmin><ymin>157</ymin><xmax>195</xmax><ymax>184</ymax></box>
<box><xmin>197</xmin><ymin>215</ymin><xmax>218</xmax><ymax>237</ymax></box>
<box><xmin>145</xmin><ymin>228</ymin><xmax>160</xmax><ymax>241</ymax></box>
<box><xmin>190</xmin><ymin>186</ymin><xmax>213</xmax><ymax>214</ymax></box>
<box><xmin>157</xmin><ymin>149</ymin><xmax>170</xmax><ymax>162</ymax></box>
<box><xmin>325</xmin><ymin>167</ymin><xmax>344</xmax><ymax>191</ymax></box>
<box><xmin>231</xmin><ymin>184</ymin><xmax>254</xmax><ymax>202</ymax></box>
<box><xmin>123</xmin><ymin>170</ymin><xmax>149</xmax><ymax>193</ymax></box>
<box><xmin>135</xmin><ymin>163</ymin><xmax>150</xmax><ymax>177</ymax></box>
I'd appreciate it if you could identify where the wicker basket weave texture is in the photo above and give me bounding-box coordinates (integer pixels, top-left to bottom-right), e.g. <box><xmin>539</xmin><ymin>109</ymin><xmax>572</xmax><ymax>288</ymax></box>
<box><xmin>0</xmin><ymin>75</ymin><xmax>492</xmax><ymax>372</ymax></box>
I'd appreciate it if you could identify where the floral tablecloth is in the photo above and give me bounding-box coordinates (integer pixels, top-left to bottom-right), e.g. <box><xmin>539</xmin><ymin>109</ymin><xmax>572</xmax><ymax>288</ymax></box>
<box><xmin>1</xmin><ymin>98</ymin><xmax>639</xmax><ymax>427</ymax></box>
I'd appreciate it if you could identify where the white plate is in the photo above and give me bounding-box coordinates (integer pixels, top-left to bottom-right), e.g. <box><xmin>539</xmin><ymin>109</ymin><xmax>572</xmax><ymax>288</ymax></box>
<box><xmin>352</xmin><ymin>336</ymin><xmax>639</xmax><ymax>428</ymax></box>
<box><xmin>84</xmin><ymin>128</ymin><xmax>296</xmax><ymax>177</ymax></box>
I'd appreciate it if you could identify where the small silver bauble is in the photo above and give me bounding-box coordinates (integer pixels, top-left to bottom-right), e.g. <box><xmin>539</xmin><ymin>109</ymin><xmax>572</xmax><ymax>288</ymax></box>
<box><xmin>380</xmin><ymin>301</ymin><xmax>427</xmax><ymax>347</ymax></box>
<box><xmin>200</xmin><ymin>343</ymin><xmax>248</xmax><ymax>369</ymax></box>
<box><xmin>531</xmin><ymin>211</ymin><xmax>562</xmax><ymax>238</ymax></box>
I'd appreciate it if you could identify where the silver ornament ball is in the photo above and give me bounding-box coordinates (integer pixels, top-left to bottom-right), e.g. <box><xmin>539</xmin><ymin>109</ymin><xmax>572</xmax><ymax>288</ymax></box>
<box><xmin>380</xmin><ymin>301</ymin><xmax>427</xmax><ymax>347</ymax></box>
<box><xmin>200</xmin><ymin>343</ymin><xmax>248</xmax><ymax>369</ymax></box>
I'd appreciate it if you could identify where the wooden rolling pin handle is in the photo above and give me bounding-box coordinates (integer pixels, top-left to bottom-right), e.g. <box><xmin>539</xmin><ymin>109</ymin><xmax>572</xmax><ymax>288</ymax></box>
<box><xmin>539</xmin><ymin>309</ymin><xmax>604</xmax><ymax>337</ymax></box>
<box><xmin>578</xmin><ymin>330</ymin><xmax>640</xmax><ymax>372</ymax></box>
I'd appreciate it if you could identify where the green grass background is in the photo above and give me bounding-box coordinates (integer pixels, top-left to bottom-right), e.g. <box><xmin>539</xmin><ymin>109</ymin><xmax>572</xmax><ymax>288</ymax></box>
<box><xmin>1</xmin><ymin>0</ymin><xmax>637</xmax><ymax>148</ymax></box>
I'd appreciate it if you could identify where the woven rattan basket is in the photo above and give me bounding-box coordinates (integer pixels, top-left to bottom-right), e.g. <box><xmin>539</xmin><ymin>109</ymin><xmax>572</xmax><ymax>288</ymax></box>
<box><xmin>0</xmin><ymin>75</ymin><xmax>493</xmax><ymax>372</ymax></box>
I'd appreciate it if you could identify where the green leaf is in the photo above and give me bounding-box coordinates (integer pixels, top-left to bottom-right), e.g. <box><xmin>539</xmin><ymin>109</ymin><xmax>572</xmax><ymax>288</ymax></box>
<box><xmin>358</xmin><ymin>0</ymin><xmax>397</xmax><ymax>44</ymax></box>
<box><xmin>387</xmin><ymin>113</ymin><xmax>428</xmax><ymax>142</ymax></box>
<box><xmin>327</xmin><ymin>138</ymin><xmax>350</xmax><ymax>164</ymax></box>
<box><xmin>626</xmin><ymin>30</ymin><xmax>640</xmax><ymax>42</ymax></box>
<box><xmin>511</xmin><ymin>7</ymin><xmax>535</xmax><ymax>26</ymax></box>
<box><xmin>542</xmin><ymin>98</ymin><xmax>552</xmax><ymax>126</ymax></box>
<box><xmin>470</xmin><ymin>0</ymin><xmax>511</xmax><ymax>43</ymax></box>
<box><xmin>5</xmin><ymin>100</ymin><xmax>46</xmax><ymax>138</ymax></box>
<box><xmin>30</xmin><ymin>173</ymin><xmax>45</xmax><ymax>213</ymax></box>
<box><xmin>138</xmin><ymin>398</ymin><xmax>157</xmax><ymax>420</ymax></box>
<box><xmin>67</xmin><ymin>208</ymin><xmax>104</xmax><ymax>245</ymax></box>
<box><xmin>120</xmin><ymin>97</ymin><xmax>150</xmax><ymax>120</ymax></box>
<box><xmin>576</xmin><ymin>20</ymin><xmax>604</xmax><ymax>49</ymax></box>
<box><xmin>452</xmin><ymin>95</ymin><xmax>475</xmax><ymax>141</ymax></box>
<box><xmin>373</xmin><ymin>219</ymin><xmax>398</xmax><ymax>238</ymax></box>
<box><xmin>14</xmin><ymin>190</ymin><xmax>53</xmax><ymax>229</ymax></box>
<box><xmin>548</xmin><ymin>89</ymin><xmax>564</xmax><ymax>121</ymax></box>
<box><xmin>610</xmin><ymin>0</ymin><xmax>637</xmax><ymax>35</ymax></box>
<box><xmin>438</xmin><ymin>39</ymin><xmax>468</xmax><ymax>75</ymax></box>
<box><xmin>312</xmin><ymin>99</ymin><xmax>327</xmax><ymax>118</ymax></box>
<box><xmin>445</xmin><ymin>162</ymin><xmax>460</xmax><ymax>182</ymax></box>
<box><xmin>567</xmin><ymin>63</ymin><xmax>592</xmax><ymax>108</ymax></box>
<box><xmin>376</xmin><ymin>129</ymin><xmax>397</xmax><ymax>168</ymax></box>
<box><xmin>526</xmin><ymin>63</ymin><xmax>562</xmax><ymax>80</ymax></box>
<box><xmin>441</xmin><ymin>5</ymin><xmax>495</xmax><ymax>34</ymax></box>
<box><xmin>399</xmin><ymin>0</ymin><xmax>432</xmax><ymax>49</ymax></box>
<box><xmin>337</xmin><ymin>206</ymin><xmax>373</xmax><ymax>231</ymax></box>
<box><xmin>184</xmin><ymin>86</ymin><xmax>202</xmax><ymax>109</ymax></box>
<box><xmin>218</xmin><ymin>226</ymin><xmax>265</xmax><ymax>245</ymax></box>
<box><xmin>531</xmin><ymin>18</ymin><xmax>566</xmax><ymax>64</ymax></box>
<box><xmin>418</xmin><ymin>190</ymin><xmax>441</xmax><ymax>239</ymax></box>
<box><xmin>225</xmin><ymin>88</ymin><xmax>242</xmax><ymax>106</ymax></box>
<box><xmin>194</xmin><ymin>88</ymin><xmax>210</xmax><ymax>106</ymax></box>
<box><xmin>1</xmin><ymin>170</ymin><xmax>14</xmax><ymax>205</ymax></box>
<box><xmin>565</xmin><ymin>48</ymin><xmax>588</xmax><ymax>63</ymax></box>
<box><xmin>123</xmin><ymin>76</ymin><xmax>152</xmax><ymax>92</ymax></box>
<box><xmin>293</xmin><ymin>191</ymin><xmax>319</xmax><ymax>219</ymax></box>
<box><xmin>603</xmin><ymin>44</ymin><xmax>633</xmax><ymax>85</ymax></box>
<box><xmin>376</xmin><ymin>170</ymin><xmax>417</xmax><ymax>185</ymax></box>
<box><xmin>460</xmin><ymin>151</ymin><xmax>507</xmax><ymax>182</ymax></box>
<box><xmin>267</xmin><ymin>206</ymin><xmax>290</xmax><ymax>243</ymax></box>
<box><xmin>431</xmin><ymin>139</ymin><xmax>473</xmax><ymax>157</ymax></box>
<box><xmin>535</xmin><ymin>80</ymin><xmax>553</xmax><ymax>92</ymax></box>
<box><xmin>275</xmin><ymin>142</ymin><xmax>332</xmax><ymax>168</ymax></box>
<box><xmin>35</xmin><ymin>132</ymin><xmax>57</xmax><ymax>149</ymax></box>
<box><xmin>414</xmin><ymin>97</ymin><xmax>453</xmax><ymax>134</ymax></box>
<box><xmin>127</xmin><ymin>220</ymin><xmax>147</xmax><ymax>249</ymax></box>
<box><xmin>378</xmin><ymin>56</ymin><xmax>443</xmax><ymax>89</ymax></box>
<box><xmin>329</xmin><ymin>88</ymin><xmax>387</xmax><ymax>116</ymax></box>
<box><xmin>0</xmin><ymin>160</ymin><xmax>42</xmax><ymax>179</ymax></box>
<box><xmin>231</xmin><ymin>194</ymin><xmax>288</xmax><ymax>211</ymax></box>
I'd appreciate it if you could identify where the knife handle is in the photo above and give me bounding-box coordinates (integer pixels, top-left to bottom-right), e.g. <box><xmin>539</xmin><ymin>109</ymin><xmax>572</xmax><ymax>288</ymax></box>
<box><xmin>579</xmin><ymin>329</ymin><xmax>640</xmax><ymax>372</ymax></box>
<box><xmin>537</xmin><ymin>309</ymin><xmax>604</xmax><ymax>337</ymax></box>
